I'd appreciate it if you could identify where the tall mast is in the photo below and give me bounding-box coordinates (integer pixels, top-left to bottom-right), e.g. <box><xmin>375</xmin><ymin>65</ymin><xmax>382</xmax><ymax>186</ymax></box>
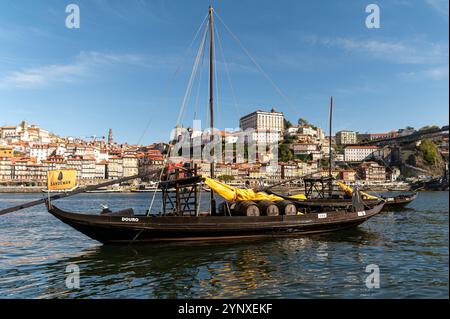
<box><xmin>209</xmin><ymin>5</ymin><xmax>216</xmax><ymax>214</ymax></box>
<box><xmin>328</xmin><ymin>96</ymin><xmax>333</xmax><ymax>197</ymax></box>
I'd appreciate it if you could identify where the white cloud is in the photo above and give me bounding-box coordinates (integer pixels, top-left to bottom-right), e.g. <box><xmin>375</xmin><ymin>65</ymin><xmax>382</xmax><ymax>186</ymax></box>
<box><xmin>400</xmin><ymin>66</ymin><xmax>449</xmax><ymax>80</ymax></box>
<box><xmin>425</xmin><ymin>0</ymin><xmax>449</xmax><ymax>16</ymax></box>
<box><xmin>424</xmin><ymin>66</ymin><xmax>449</xmax><ymax>79</ymax></box>
<box><xmin>0</xmin><ymin>51</ymin><xmax>159</xmax><ymax>89</ymax></box>
<box><xmin>1</xmin><ymin>64</ymin><xmax>86</xmax><ymax>88</ymax></box>
<box><xmin>304</xmin><ymin>35</ymin><xmax>448</xmax><ymax>65</ymax></box>
<box><xmin>91</xmin><ymin>0</ymin><xmax>170</xmax><ymax>24</ymax></box>
<box><xmin>77</xmin><ymin>51</ymin><xmax>148</xmax><ymax>66</ymax></box>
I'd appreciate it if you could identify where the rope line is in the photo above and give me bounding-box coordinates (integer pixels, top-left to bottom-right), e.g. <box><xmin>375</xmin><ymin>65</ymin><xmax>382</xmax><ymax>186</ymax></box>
<box><xmin>214</xmin><ymin>19</ymin><xmax>241</xmax><ymax>120</ymax></box>
<box><xmin>176</xmin><ymin>22</ymin><xmax>209</xmax><ymax>126</ymax></box>
<box><xmin>214</xmin><ymin>11</ymin><xmax>299</xmax><ymax>117</ymax></box>
<box><xmin>136</xmin><ymin>13</ymin><xmax>208</xmax><ymax>147</ymax></box>
<box><xmin>146</xmin><ymin>18</ymin><xmax>210</xmax><ymax>216</ymax></box>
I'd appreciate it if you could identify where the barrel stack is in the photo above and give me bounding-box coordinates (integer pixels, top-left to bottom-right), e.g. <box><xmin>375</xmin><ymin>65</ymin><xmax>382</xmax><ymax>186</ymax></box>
<box><xmin>219</xmin><ymin>200</ymin><xmax>297</xmax><ymax>216</ymax></box>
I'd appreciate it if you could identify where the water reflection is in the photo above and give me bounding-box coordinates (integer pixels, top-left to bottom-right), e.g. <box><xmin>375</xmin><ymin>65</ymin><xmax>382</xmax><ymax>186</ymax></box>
<box><xmin>0</xmin><ymin>192</ymin><xmax>447</xmax><ymax>298</ymax></box>
<box><xmin>34</xmin><ymin>228</ymin><xmax>382</xmax><ymax>298</ymax></box>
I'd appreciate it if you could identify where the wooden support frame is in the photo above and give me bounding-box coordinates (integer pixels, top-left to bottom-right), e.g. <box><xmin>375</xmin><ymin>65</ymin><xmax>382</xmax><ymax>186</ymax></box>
<box><xmin>160</xmin><ymin>166</ymin><xmax>201</xmax><ymax>216</ymax></box>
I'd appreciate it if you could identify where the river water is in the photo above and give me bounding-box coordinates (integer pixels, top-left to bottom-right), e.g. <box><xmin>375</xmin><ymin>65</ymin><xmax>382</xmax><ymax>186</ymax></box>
<box><xmin>0</xmin><ymin>191</ymin><xmax>448</xmax><ymax>299</ymax></box>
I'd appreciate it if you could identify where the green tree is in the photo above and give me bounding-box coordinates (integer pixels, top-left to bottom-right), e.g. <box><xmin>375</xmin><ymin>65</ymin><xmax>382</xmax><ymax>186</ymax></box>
<box><xmin>279</xmin><ymin>143</ymin><xmax>293</xmax><ymax>162</ymax></box>
<box><xmin>284</xmin><ymin>135</ymin><xmax>296</xmax><ymax>144</ymax></box>
<box><xmin>419</xmin><ymin>125</ymin><xmax>439</xmax><ymax>131</ymax></box>
<box><xmin>297</xmin><ymin>117</ymin><xmax>317</xmax><ymax>130</ymax></box>
<box><xmin>298</xmin><ymin>118</ymin><xmax>309</xmax><ymax>126</ymax></box>
<box><xmin>295</xmin><ymin>154</ymin><xmax>311</xmax><ymax>162</ymax></box>
<box><xmin>284</xmin><ymin>119</ymin><xmax>293</xmax><ymax>129</ymax></box>
<box><xmin>418</xmin><ymin>139</ymin><xmax>439</xmax><ymax>165</ymax></box>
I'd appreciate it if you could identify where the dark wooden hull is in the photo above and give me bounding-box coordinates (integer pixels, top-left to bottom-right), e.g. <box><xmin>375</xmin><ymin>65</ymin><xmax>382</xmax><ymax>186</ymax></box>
<box><xmin>294</xmin><ymin>193</ymin><xmax>417</xmax><ymax>211</ymax></box>
<box><xmin>381</xmin><ymin>192</ymin><xmax>418</xmax><ymax>209</ymax></box>
<box><xmin>46</xmin><ymin>202</ymin><xmax>385</xmax><ymax>244</ymax></box>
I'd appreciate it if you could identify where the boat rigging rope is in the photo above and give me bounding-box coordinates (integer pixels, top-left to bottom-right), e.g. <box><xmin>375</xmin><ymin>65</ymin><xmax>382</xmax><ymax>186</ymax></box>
<box><xmin>136</xmin><ymin>13</ymin><xmax>208</xmax><ymax>147</ymax></box>
<box><xmin>193</xmin><ymin>37</ymin><xmax>207</xmax><ymax>120</ymax></box>
<box><xmin>176</xmin><ymin>20</ymin><xmax>209</xmax><ymax>127</ymax></box>
<box><xmin>213</xmin><ymin>11</ymin><xmax>300</xmax><ymax>118</ymax></box>
<box><xmin>146</xmin><ymin>17</ymin><xmax>210</xmax><ymax>216</ymax></box>
<box><xmin>214</xmin><ymin>19</ymin><xmax>241</xmax><ymax>119</ymax></box>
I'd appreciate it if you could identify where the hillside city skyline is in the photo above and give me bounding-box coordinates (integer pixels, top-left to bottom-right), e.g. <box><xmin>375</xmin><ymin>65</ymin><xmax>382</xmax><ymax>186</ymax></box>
<box><xmin>1</xmin><ymin>110</ymin><xmax>447</xmax><ymax>189</ymax></box>
<box><xmin>0</xmin><ymin>115</ymin><xmax>438</xmax><ymax>146</ymax></box>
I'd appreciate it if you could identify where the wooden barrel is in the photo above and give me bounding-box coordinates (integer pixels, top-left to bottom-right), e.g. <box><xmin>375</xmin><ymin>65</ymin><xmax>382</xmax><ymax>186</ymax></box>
<box><xmin>257</xmin><ymin>200</ymin><xmax>280</xmax><ymax>216</ymax></box>
<box><xmin>236</xmin><ymin>201</ymin><xmax>260</xmax><ymax>216</ymax></box>
<box><xmin>276</xmin><ymin>200</ymin><xmax>297</xmax><ymax>216</ymax></box>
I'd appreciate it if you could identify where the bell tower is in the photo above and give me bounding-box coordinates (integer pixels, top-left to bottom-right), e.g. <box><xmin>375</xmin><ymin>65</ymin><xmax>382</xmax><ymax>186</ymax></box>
<box><xmin>108</xmin><ymin>128</ymin><xmax>113</xmax><ymax>145</ymax></box>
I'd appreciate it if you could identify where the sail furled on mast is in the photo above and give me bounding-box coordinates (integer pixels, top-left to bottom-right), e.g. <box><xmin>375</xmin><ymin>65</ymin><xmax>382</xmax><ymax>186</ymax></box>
<box><xmin>352</xmin><ymin>185</ymin><xmax>366</xmax><ymax>213</ymax></box>
<box><xmin>203</xmin><ymin>177</ymin><xmax>307</xmax><ymax>202</ymax></box>
<box><xmin>336</xmin><ymin>181</ymin><xmax>380</xmax><ymax>200</ymax></box>
<box><xmin>203</xmin><ymin>177</ymin><xmax>286</xmax><ymax>202</ymax></box>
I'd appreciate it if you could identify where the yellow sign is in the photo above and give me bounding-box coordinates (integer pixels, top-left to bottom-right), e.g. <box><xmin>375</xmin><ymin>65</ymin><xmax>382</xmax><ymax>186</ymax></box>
<box><xmin>47</xmin><ymin>170</ymin><xmax>77</xmax><ymax>190</ymax></box>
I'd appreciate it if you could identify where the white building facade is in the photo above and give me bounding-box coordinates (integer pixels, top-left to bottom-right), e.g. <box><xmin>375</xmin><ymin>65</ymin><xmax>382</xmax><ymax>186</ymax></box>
<box><xmin>239</xmin><ymin>109</ymin><xmax>284</xmax><ymax>137</ymax></box>
<box><xmin>344</xmin><ymin>146</ymin><xmax>380</xmax><ymax>162</ymax></box>
<box><xmin>336</xmin><ymin>131</ymin><xmax>357</xmax><ymax>145</ymax></box>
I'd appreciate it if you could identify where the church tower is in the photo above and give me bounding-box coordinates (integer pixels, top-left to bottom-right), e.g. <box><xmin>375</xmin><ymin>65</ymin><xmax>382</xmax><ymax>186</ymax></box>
<box><xmin>108</xmin><ymin>128</ymin><xmax>113</xmax><ymax>145</ymax></box>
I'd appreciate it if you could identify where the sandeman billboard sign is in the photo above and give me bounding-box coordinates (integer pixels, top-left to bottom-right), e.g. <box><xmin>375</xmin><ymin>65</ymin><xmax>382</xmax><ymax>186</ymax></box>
<box><xmin>47</xmin><ymin>170</ymin><xmax>77</xmax><ymax>191</ymax></box>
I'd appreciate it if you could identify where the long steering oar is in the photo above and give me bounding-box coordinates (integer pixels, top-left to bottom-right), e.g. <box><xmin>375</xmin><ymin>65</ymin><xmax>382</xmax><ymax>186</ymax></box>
<box><xmin>0</xmin><ymin>169</ymin><xmax>160</xmax><ymax>216</ymax></box>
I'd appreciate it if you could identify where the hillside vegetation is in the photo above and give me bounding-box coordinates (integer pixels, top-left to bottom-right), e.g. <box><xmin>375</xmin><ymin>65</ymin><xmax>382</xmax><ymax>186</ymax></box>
<box><xmin>404</xmin><ymin>138</ymin><xmax>446</xmax><ymax>177</ymax></box>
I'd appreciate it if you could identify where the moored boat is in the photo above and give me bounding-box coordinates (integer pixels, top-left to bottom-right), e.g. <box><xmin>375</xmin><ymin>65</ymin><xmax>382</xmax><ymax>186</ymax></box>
<box><xmin>290</xmin><ymin>192</ymin><xmax>417</xmax><ymax>211</ymax></box>
<box><xmin>45</xmin><ymin>195</ymin><xmax>385</xmax><ymax>244</ymax></box>
<box><xmin>271</xmin><ymin>177</ymin><xmax>417</xmax><ymax>212</ymax></box>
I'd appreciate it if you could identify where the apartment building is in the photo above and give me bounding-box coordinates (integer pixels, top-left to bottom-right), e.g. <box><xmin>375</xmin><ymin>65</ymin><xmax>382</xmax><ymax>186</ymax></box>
<box><xmin>336</xmin><ymin>130</ymin><xmax>357</xmax><ymax>145</ymax></box>
<box><xmin>344</xmin><ymin>146</ymin><xmax>380</xmax><ymax>162</ymax></box>
<box><xmin>357</xmin><ymin>162</ymin><xmax>386</xmax><ymax>181</ymax></box>
<box><xmin>239</xmin><ymin>109</ymin><xmax>284</xmax><ymax>137</ymax></box>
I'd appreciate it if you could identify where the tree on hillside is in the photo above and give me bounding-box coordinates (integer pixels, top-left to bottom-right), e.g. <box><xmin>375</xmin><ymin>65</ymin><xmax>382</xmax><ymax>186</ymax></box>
<box><xmin>418</xmin><ymin>139</ymin><xmax>439</xmax><ymax>165</ymax></box>
<box><xmin>284</xmin><ymin>119</ymin><xmax>293</xmax><ymax>129</ymax></box>
<box><xmin>419</xmin><ymin>125</ymin><xmax>439</xmax><ymax>131</ymax></box>
<box><xmin>279</xmin><ymin>143</ymin><xmax>293</xmax><ymax>162</ymax></box>
<box><xmin>298</xmin><ymin>118</ymin><xmax>309</xmax><ymax>126</ymax></box>
<box><xmin>297</xmin><ymin>117</ymin><xmax>317</xmax><ymax>130</ymax></box>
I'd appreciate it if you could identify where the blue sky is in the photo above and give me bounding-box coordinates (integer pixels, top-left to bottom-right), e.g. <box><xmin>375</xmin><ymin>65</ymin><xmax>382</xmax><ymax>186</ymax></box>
<box><xmin>0</xmin><ymin>0</ymin><xmax>448</xmax><ymax>144</ymax></box>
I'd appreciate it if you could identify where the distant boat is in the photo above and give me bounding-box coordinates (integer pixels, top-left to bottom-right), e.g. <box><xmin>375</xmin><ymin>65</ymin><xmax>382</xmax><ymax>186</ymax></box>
<box><xmin>86</xmin><ymin>188</ymin><xmax>122</xmax><ymax>194</ymax></box>
<box><xmin>131</xmin><ymin>187</ymin><xmax>164</xmax><ymax>193</ymax></box>
<box><xmin>131</xmin><ymin>185</ymin><xmax>174</xmax><ymax>193</ymax></box>
<box><xmin>277</xmin><ymin>178</ymin><xmax>417</xmax><ymax>212</ymax></box>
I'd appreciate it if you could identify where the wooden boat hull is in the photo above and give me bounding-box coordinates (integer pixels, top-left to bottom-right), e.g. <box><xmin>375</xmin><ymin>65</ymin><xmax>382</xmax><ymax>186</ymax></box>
<box><xmin>380</xmin><ymin>192</ymin><xmax>418</xmax><ymax>210</ymax></box>
<box><xmin>46</xmin><ymin>202</ymin><xmax>385</xmax><ymax>244</ymax></box>
<box><xmin>294</xmin><ymin>193</ymin><xmax>417</xmax><ymax>211</ymax></box>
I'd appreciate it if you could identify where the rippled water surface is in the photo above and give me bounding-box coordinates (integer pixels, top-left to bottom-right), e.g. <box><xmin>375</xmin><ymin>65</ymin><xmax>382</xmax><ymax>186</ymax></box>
<box><xmin>0</xmin><ymin>192</ymin><xmax>448</xmax><ymax>298</ymax></box>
